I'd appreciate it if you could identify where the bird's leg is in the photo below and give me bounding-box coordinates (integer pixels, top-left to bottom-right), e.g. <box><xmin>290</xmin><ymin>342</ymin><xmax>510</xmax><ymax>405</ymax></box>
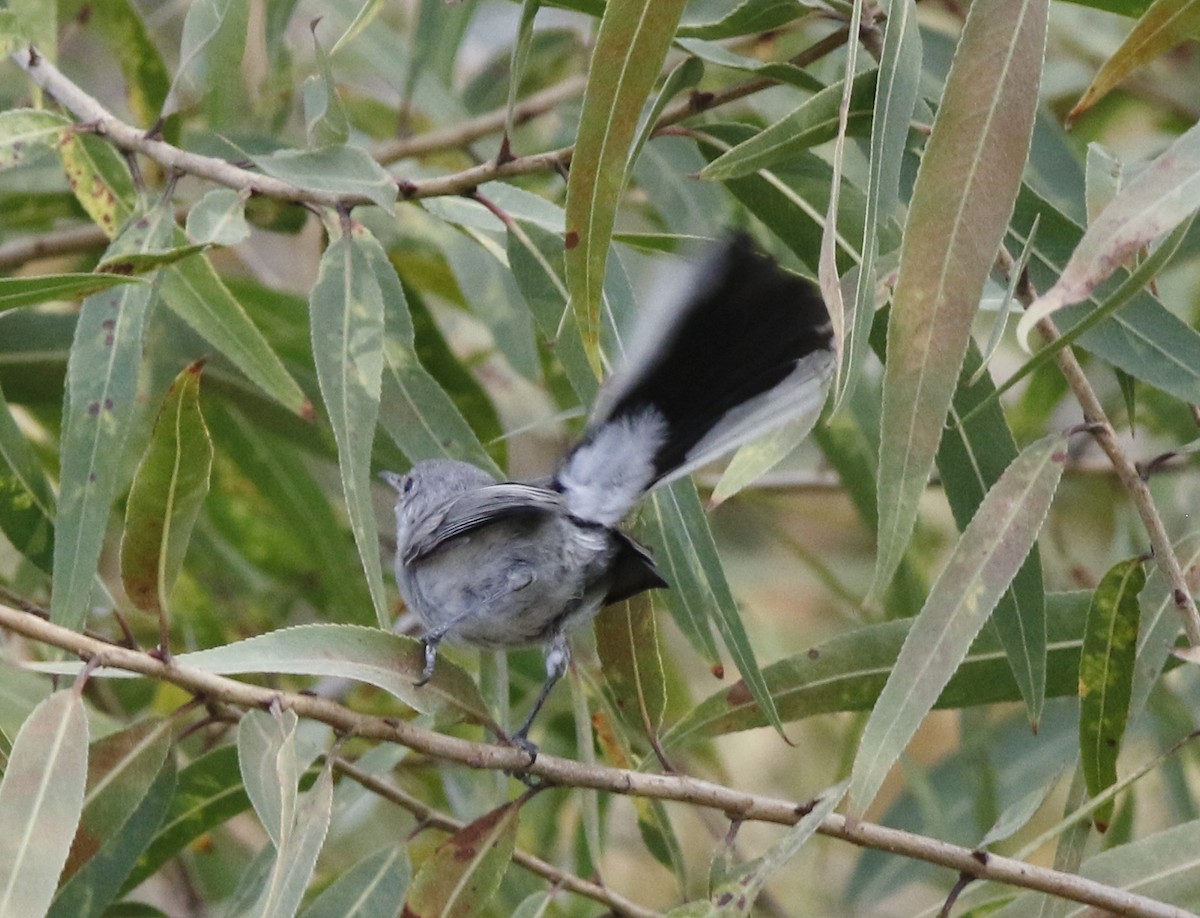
<box><xmin>415</xmin><ymin>629</ymin><xmax>446</xmax><ymax>686</ymax></box>
<box><xmin>511</xmin><ymin>633</ymin><xmax>570</xmax><ymax>758</ymax></box>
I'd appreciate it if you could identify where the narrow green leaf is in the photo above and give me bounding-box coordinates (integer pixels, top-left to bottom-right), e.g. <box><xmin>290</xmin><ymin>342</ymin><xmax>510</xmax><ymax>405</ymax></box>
<box><xmin>439</xmin><ymin>230</ymin><xmax>539</xmax><ymax>382</ymax></box>
<box><xmin>977</xmin><ymin>771</ymin><xmax>1064</xmax><ymax>849</ymax></box>
<box><xmin>674</xmin><ymin>37</ymin><xmax>824</xmax><ymax>93</ymax></box>
<box><xmin>1003</xmin><ymin>768</ymin><xmax>1092</xmax><ymax>918</ymax></box>
<box><xmin>702</xmin><ymin>70</ymin><xmax>879</xmax><ymax>181</ymax></box>
<box><xmin>815</xmin><ymin>0</ymin><xmax>863</xmax><ymax>420</ymax></box>
<box><xmin>678</xmin><ymin>0</ymin><xmax>808</xmax><ymax>39</ymax></box>
<box><xmin>51</xmin><ymin>204</ymin><xmax>174</xmax><ymax>632</ymax></box>
<box><xmin>252</xmin><ymin>764</ymin><xmax>334</xmax><ymax>918</ymax></box>
<box><xmin>205</xmin><ymin>403</ymin><xmax>374</xmax><ymax>625</ymax></box>
<box><xmin>1008</xmin><ymin>185</ymin><xmax>1200</xmax><ymax>405</ymax></box>
<box><xmin>663</xmin><ymin>591</ymin><xmax>1091</xmax><ymax>747</ymax></box>
<box><xmin>941</xmin><ymin>344</ymin><xmax>1047</xmax><ymax>725</ymax></box>
<box><xmin>367</xmin><ymin>232</ymin><xmax>500</xmax><ymax>474</ymax></box>
<box><xmin>505</xmin><ymin>218</ymin><xmax>598</xmax><ymax>403</ymax></box>
<box><xmin>403</xmin><ymin>793</ymin><xmax>528</xmax><ymax>918</ymax></box>
<box><xmin>0</xmin><ymin>690</ymin><xmax>89</xmax><ymax>918</ymax></box>
<box><xmin>595</xmin><ymin>594</ymin><xmax>667</xmax><ymax>738</ymax></box>
<box><xmin>850</xmin><ymin>433</ymin><xmax>1067</xmax><ymax>815</ymax></box>
<box><xmin>1077</xmin><ymin>819</ymin><xmax>1200</xmax><ymax>909</ymax></box>
<box><xmin>163</xmin><ymin>0</ymin><xmax>249</xmax><ymax>117</ymax></box>
<box><xmin>627</xmin><ymin>56</ymin><xmax>705</xmax><ymax>181</ymax></box>
<box><xmin>58</xmin><ymin>0</ymin><xmax>170</xmax><ymax>128</ymax></box>
<box><xmin>120</xmin><ymin>361</ymin><xmax>213</xmax><ymax>631</ymax></box>
<box><xmin>299</xmin><ymin>846</ymin><xmax>410</xmax><ymax>918</ymax></box>
<box><xmin>871</xmin><ymin>0</ymin><xmax>1048</xmax><ymax>601</ymax></box>
<box><xmin>172</xmin><ymin>624</ymin><xmax>496</xmax><ymax>730</ymax></box>
<box><xmin>239</xmin><ymin>708</ymin><xmax>301</xmax><ymax>850</ymax></box>
<box><xmin>57</xmin><ymin>132</ymin><xmax>135</xmax><ymax>239</ymax></box>
<box><xmin>711</xmin><ymin>412</ymin><xmax>825</xmax><ymax>505</ymax></box>
<box><xmin>60</xmin><ymin>717</ymin><xmax>173</xmax><ymax>884</ymax></box>
<box><xmin>186</xmin><ymin>187</ymin><xmax>251</xmax><ymax>246</ymax></box>
<box><xmin>563</xmin><ymin>0</ymin><xmax>689</xmax><ymax>370</ymax></box>
<box><xmin>96</xmin><ymin>241</ymin><xmax>208</xmax><ymax>275</ymax></box>
<box><xmin>119</xmin><ymin>746</ymin><xmax>249</xmax><ymax>895</ymax></box>
<box><xmin>1079</xmin><ymin>557</ymin><xmax>1145</xmax><ymax>832</ymax></box>
<box><xmin>49</xmin><ymin>755</ymin><xmax>176</xmax><ymax>918</ymax></box>
<box><xmin>503</xmin><ymin>0</ymin><xmax>543</xmax><ymax>143</ymax></box>
<box><xmin>1018</xmin><ymin>117</ymin><xmax>1200</xmax><ymax>342</ymax></box>
<box><xmin>309</xmin><ymin>228</ymin><xmax>388</xmax><ymax>627</ymax></box>
<box><xmin>709</xmin><ymin>781</ymin><xmax>848</xmax><ymax>916</ymax></box>
<box><xmin>251</xmin><ymin>146</ymin><xmax>398</xmax><ymax>210</ymax></box>
<box><xmin>0</xmin><ymin>381</ymin><xmax>55</xmax><ymax>571</ymax></box>
<box><xmin>1069</xmin><ymin>0</ymin><xmax>1200</xmax><ymax>121</ymax></box>
<box><xmin>0</xmin><ymin>108</ymin><xmax>71</xmax><ymax>169</ymax></box>
<box><xmin>327</xmin><ymin>0</ymin><xmax>384</xmax><ymax>55</ymax></box>
<box><xmin>379</xmin><ymin>360</ymin><xmax>499</xmax><ymax>472</ymax></box>
<box><xmin>1132</xmin><ymin>533</ymin><xmax>1200</xmax><ymax>717</ymax></box>
<box><xmin>161</xmin><ymin>254</ymin><xmax>308</xmax><ymax>414</ymax></box>
<box><xmin>0</xmin><ymin>274</ymin><xmax>146</xmax><ymax>314</ymax></box>
<box><xmin>694</xmin><ymin>124</ymin><xmax>899</xmax><ymax>272</ymax></box>
<box><xmin>645</xmin><ymin>480</ymin><xmax>787</xmax><ymax>739</ymax></box>
<box><xmin>304</xmin><ymin>24</ymin><xmax>350</xmax><ymax>147</ymax></box>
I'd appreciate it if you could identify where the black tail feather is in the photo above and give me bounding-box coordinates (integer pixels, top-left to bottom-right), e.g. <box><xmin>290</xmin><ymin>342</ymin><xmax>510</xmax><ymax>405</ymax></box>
<box><xmin>597</xmin><ymin>234</ymin><xmax>833</xmax><ymax>482</ymax></box>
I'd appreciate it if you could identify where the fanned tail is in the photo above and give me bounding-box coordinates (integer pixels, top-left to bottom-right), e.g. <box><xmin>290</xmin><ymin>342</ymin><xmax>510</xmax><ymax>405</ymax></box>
<box><xmin>556</xmin><ymin>234</ymin><xmax>836</xmax><ymax>525</ymax></box>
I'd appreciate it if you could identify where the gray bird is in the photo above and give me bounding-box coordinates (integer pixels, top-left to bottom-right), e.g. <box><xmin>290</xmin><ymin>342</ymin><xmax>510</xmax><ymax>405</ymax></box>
<box><xmin>383</xmin><ymin>234</ymin><xmax>835</xmax><ymax>753</ymax></box>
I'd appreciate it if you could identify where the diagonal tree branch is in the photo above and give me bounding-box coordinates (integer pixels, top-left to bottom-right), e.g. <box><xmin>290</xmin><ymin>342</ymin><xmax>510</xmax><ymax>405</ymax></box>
<box><xmin>0</xmin><ymin>601</ymin><xmax>1190</xmax><ymax>918</ymax></box>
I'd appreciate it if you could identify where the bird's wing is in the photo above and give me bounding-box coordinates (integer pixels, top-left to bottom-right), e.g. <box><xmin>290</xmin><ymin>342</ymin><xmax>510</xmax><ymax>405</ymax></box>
<box><xmin>602</xmin><ymin>530</ymin><xmax>668</xmax><ymax>604</ymax></box>
<box><xmin>403</xmin><ymin>483</ymin><xmax>566</xmax><ymax>563</ymax></box>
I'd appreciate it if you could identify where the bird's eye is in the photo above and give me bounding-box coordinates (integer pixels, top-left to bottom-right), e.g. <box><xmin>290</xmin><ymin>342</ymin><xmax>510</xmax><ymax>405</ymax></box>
<box><xmin>402</xmin><ymin>475</ymin><xmax>414</xmax><ymax>495</ymax></box>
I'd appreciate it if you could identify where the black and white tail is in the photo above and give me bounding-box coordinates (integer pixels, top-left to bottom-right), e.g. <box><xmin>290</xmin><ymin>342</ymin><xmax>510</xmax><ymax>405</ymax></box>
<box><xmin>555</xmin><ymin>234</ymin><xmax>836</xmax><ymax>525</ymax></box>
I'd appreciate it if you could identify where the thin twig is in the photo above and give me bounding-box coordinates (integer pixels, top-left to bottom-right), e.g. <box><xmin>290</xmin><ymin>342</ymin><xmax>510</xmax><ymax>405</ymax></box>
<box><xmin>996</xmin><ymin>247</ymin><xmax>1200</xmax><ymax>645</ymax></box>
<box><xmin>653</xmin><ymin>28</ymin><xmax>852</xmax><ymax>133</ymax></box>
<box><xmin>0</xmin><ymin>601</ymin><xmax>1188</xmax><ymax>918</ymax></box>
<box><xmin>0</xmin><ymin>221</ymin><xmax>111</xmax><ymax>269</ymax></box>
<box><xmin>373</xmin><ymin>74</ymin><xmax>588</xmax><ymax>166</ymax></box>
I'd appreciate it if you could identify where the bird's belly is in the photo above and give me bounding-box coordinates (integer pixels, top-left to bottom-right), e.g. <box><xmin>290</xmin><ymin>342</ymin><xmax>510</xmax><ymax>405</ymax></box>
<box><xmin>405</xmin><ymin>518</ymin><xmax>612</xmax><ymax>648</ymax></box>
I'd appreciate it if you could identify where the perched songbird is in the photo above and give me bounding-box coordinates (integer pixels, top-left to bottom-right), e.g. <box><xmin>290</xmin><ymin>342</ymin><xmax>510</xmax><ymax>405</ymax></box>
<box><xmin>383</xmin><ymin>234</ymin><xmax>835</xmax><ymax>751</ymax></box>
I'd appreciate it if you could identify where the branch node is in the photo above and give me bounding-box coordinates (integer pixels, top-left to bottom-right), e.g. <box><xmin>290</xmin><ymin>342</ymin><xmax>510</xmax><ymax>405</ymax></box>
<box><xmin>689</xmin><ymin>89</ymin><xmax>715</xmax><ymax>113</ymax></box>
<box><xmin>496</xmin><ymin>133</ymin><xmax>515</xmax><ymax>166</ymax></box>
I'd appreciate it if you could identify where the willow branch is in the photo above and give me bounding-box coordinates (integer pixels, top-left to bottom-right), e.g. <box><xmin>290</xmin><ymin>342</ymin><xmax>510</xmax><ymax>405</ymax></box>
<box><xmin>0</xmin><ymin>602</ymin><xmax>1188</xmax><ymax>918</ymax></box>
<box><xmin>13</xmin><ymin>47</ymin><xmax>567</xmax><ymax>207</ymax></box>
<box><xmin>373</xmin><ymin>74</ymin><xmax>588</xmax><ymax>165</ymax></box>
<box><xmin>13</xmin><ymin>26</ymin><xmax>854</xmax><ymax>218</ymax></box>
<box><xmin>0</xmin><ymin>220</ymin><xmax>111</xmax><ymax>270</ymax></box>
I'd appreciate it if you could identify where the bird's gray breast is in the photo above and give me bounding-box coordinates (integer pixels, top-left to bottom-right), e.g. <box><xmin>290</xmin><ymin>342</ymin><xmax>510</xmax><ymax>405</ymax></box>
<box><xmin>404</xmin><ymin>512</ymin><xmax>616</xmax><ymax>648</ymax></box>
